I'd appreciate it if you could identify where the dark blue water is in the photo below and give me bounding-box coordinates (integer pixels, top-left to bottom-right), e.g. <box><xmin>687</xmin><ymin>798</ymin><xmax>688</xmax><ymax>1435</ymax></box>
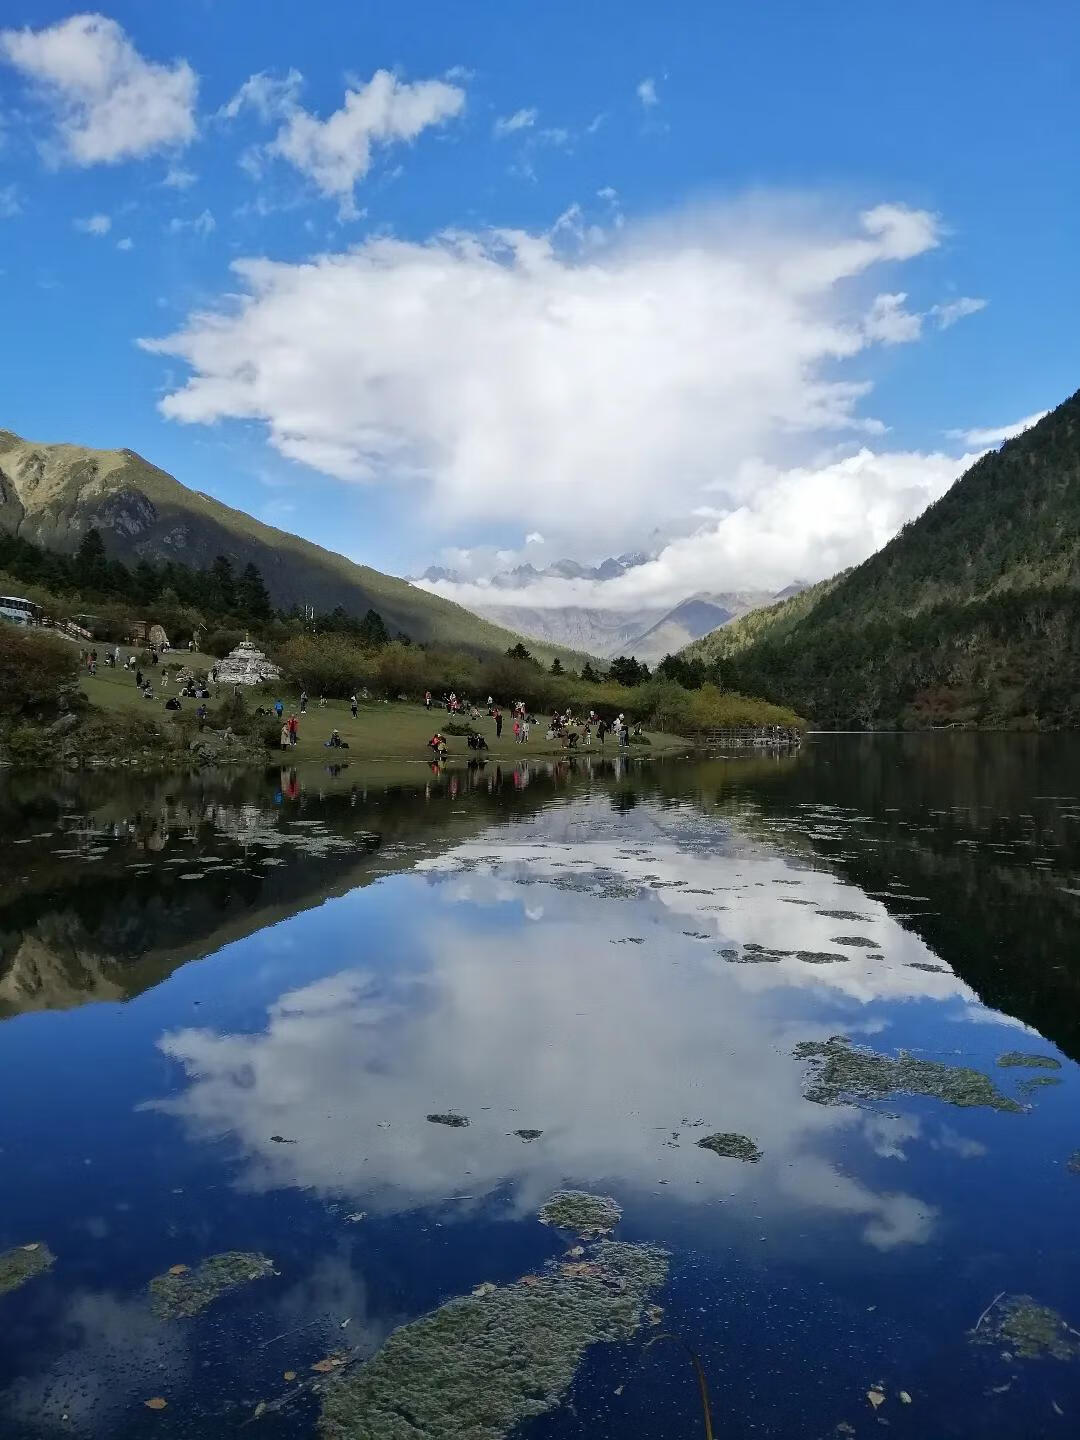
<box><xmin>2</xmin><ymin>738</ymin><xmax>1079</xmax><ymax>1437</ymax></box>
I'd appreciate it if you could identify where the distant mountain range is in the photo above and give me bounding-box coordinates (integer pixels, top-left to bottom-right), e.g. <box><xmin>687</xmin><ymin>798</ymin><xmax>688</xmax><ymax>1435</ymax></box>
<box><xmin>0</xmin><ymin>430</ymin><xmax>581</xmax><ymax>663</ymax></box>
<box><xmin>418</xmin><ymin>554</ymin><xmax>794</xmax><ymax>661</ymax></box>
<box><xmin>682</xmin><ymin>386</ymin><xmax>1080</xmax><ymax>728</ymax></box>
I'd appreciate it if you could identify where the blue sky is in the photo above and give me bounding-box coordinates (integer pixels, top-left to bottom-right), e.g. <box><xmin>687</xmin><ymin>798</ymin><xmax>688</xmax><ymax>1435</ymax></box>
<box><xmin>1</xmin><ymin>2</ymin><xmax>1077</xmax><ymax>609</ymax></box>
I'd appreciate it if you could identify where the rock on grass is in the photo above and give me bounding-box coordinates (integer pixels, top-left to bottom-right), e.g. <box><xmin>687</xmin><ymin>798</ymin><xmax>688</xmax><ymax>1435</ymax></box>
<box><xmin>149</xmin><ymin>1252</ymin><xmax>274</xmax><ymax>1319</ymax></box>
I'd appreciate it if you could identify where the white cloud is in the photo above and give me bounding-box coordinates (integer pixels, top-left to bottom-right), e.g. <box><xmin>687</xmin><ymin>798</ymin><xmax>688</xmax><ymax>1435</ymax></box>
<box><xmin>166</xmin><ymin>208</ymin><xmax>215</xmax><ymax>238</ymax></box>
<box><xmin>932</xmin><ymin>295</ymin><xmax>986</xmax><ymax>329</ymax></box>
<box><xmin>73</xmin><ymin>211</ymin><xmax>110</xmax><ymax>235</ymax></box>
<box><xmin>864</xmin><ymin>291</ymin><xmax>922</xmax><ymax>344</ymax></box>
<box><xmin>116</xmin><ymin>236</ymin><xmax>133</xmax><ymax>251</ymax></box>
<box><xmin>219</xmin><ymin>67</ymin><xmax>303</xmax><ymax>123</ymax></box>
<box><xmin>525</xmin><ymin>531</ymin><xmax>545</xmax><ymax>545</ymax></box>
<box><xmin>494</xmin><ymin>106</ymin><xmax>537</xmax><ymax>137</ymax></box>
<box><xmin>636</xmin><ymin>76</ymin><xmax>658</xmax><ymax>107</ymax></box>
<box><xmin>163</xmin><ymin>164</ymin><xmax>197</xmax><ymax>189</ymax></box>
<box><xmin>0</xmin><ymin>183</ymin><xmax>22</xmax><ymax>217</ymax></box>
<box><xmin>268</xmin><ymin>69</ymin><xmax>465</xmax><ymax>215</ymax></box>
<box><xmin>0</xmin><ymin>13</ymin><xmax>197</xmax><ymax>165</ymax></box>
<box><xmin>146</xmin><ymin>197</ymin><xmax>952</xmax><ymax>579</ymax></box>
<box><xmin>948</xmin><ymin>410</ymin><xmax>1047</xmax><ymax>447</ymax></box>
<box><xmin>417</xmin><ymin>446</ymin><xmax>974</xmax><ymax>608</ymax></box>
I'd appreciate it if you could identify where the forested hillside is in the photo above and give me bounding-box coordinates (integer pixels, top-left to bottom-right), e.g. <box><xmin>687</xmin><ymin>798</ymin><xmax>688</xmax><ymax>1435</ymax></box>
<box><xmin>697</xmin><ymin>389</ymin><xmax>1080</xmax><ymax>729</ymax></box>
<box><xmin>0</xmin><ymin>430</ymin><xmax>580</xmax><ymax>664</ymax></box>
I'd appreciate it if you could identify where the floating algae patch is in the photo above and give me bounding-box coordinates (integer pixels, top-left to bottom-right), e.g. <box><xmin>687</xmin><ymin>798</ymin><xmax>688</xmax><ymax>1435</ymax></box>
<box><xmin>997</xmin><ymin>1051</ymin><xmax>1062</xmax><ymax>1070</ymax></box>
<box><xmin>794</xmin><ymin>1036</ymin><xmax>1023</xmax><ymax>1113</ymax></box>
<box><xmin>427</xmin><ymin>1112</ymin><xmax>469</xmax><ymax>1127</ymax></box>
<box><xmin>538</xmin><ymin>1191</ymin><xmax>621</xmax><ymax>1238</ymax></box>
<box><xmin>970</xmin><ymin>1294</ymin><xmax>1080</xmax><ymax>1360</ymax></box>
<box><xmin>697</xmin><ymin>1132</ymin><xmax>762</xmax><ymax>1163</ymax></box>
<box><xmin>0</xmin><ymin>1242</ymin><xmax>54</xmax><ymax>1296</ymax></box>
<box><xmin>149</xmin><ymin>1251</ymin><xmax>274</xmax><ymax>1319</ymax></box>
<box><xmin>318</xmin><ymin>1240</ymin><xmax>668</xmax><ymax>1440</ymax></box>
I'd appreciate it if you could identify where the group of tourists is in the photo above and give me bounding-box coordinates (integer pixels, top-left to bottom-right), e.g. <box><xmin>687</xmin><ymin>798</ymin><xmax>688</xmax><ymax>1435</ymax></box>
<box><xmin>419</xmin><ymin>689</ymin><xmax>641</xmax><ymax>763</ymax></box>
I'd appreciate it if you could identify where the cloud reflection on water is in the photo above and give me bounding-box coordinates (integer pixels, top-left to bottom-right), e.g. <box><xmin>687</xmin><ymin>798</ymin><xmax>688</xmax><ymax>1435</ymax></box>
<box><xmin>147</xmin><ymin>797</ymin><xmax>974</xmax><ymax>1255</ymax></box>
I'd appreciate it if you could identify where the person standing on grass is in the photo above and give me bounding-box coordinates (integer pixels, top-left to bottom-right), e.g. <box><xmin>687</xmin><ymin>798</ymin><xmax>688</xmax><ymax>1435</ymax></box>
<box><xmin>495</xmin><ymin>707</ymin><xmax>503</xmax><ymax>739</ymax></box>
<box><xmin>350</xmin><ymin>693</ymin><xmax>358</xmax><ymax>720</ymax></box>
<box><xmin>288</xmin><ymin>714</ymin><xmax>299</xmax><ymax>747</ymax></box>
<box><xmin>280</xmin><ymin>722</ymin><xmax>290</xmax><ymax>750</ymax></box>
<box><xmin>275</xmin><ymin>698</ymin><xmax>284</xmax><ymax>720</ymax></box>
<box><xmin>424</xmin><ymin>690</ymin><xmax>432</xmax><ymax>710</ymax></box>
<box><xmin>300</xmin><ymin>689</ymin><xmax>308</xmax><ymax>714</ymax></box>
<box><xmin>521</xmin><ymin>715</ymin><xmax>530</xmax><ymax>744</ymax></box>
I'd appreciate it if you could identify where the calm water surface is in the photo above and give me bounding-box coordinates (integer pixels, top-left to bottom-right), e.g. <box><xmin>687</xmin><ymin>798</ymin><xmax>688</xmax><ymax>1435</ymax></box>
<box><xmin>2</xmin><ymin>736</ymin><xmax>1080</xmax><ymax>1437</ymax></box>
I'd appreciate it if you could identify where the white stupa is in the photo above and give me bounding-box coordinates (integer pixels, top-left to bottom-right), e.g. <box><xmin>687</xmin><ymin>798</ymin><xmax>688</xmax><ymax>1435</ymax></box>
<box><xmin>215</xmin><ymin>638</ymin><xmax>281</xmax><ymax>686</ymax></box>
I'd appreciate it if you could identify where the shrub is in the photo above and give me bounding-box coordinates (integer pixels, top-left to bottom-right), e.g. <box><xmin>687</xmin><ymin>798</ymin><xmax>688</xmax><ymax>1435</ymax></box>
<box><xmin>0</xmin><ymin>625</ymin><xmax>80</xmax><ymax>722</ymax></box>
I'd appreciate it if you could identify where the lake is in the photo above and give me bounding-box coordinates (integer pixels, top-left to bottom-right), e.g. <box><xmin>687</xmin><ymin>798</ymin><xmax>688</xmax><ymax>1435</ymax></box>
<box><xmin>2</xmin><ymin>735</ymin><xmax>1079</xmax><ymax>1438</ymax></box>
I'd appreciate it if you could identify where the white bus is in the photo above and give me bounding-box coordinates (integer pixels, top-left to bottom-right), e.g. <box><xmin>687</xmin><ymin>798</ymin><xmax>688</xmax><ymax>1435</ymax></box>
<box><xmin>0</xmin><ymin>596</ymin><xmax>44</xmax><ymax>627</ymax></box>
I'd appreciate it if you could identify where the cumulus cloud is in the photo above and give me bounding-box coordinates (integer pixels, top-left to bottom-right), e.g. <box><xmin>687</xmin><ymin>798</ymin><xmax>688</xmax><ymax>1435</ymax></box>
<box><xmin>948</xmin><ymin>410</ymin><xmax>1046</xmax><ymax>447</ymax></box>
<box><xmin>145</xmin><ymin>197</ymin><xmax>959</xmax><ymax>584</ymax></box>
<box><xmin>0</xmin><ymin>13</ymin><xmax>197</xmax><ymax>165</ymax></box>
<box><xmin>525</xmin><ymin>531</ymin><xmax>545</xmax><ymax>545</ymax></box>
<box><xmin>494</xmin><ymin>106</ymin><xmax>537</xmax><ymax>137</ymax></box>
<box><xmin>262</xmin><ymin>69</ymin><xmax>465</xmax><ymax>215</ymax></box>
<box><xmin>637</xmin><ymin>76</ymin><xmax>658</xmax><ymax>107</ymax></box>
<box><xmin>73</xmin><ymin>211</ymin><xmax>110</xmax><ymax>235</ymax></box>
<box><xmin>418</xmin><ymin>446</ymin><xmax>974</xmax><ymax>607</ymax></box>
<box><xmin>864</xmin><ymin>291</ymin><xmax>922</xmax><ymax>344</ymax></box>
<box><xmin>219</xmin><ymin>67</ymin><xmax>303</xmax><ymax>123</ymax></box>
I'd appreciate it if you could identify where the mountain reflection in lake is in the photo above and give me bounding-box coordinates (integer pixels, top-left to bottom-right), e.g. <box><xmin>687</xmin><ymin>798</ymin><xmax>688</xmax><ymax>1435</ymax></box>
<box><xmin>2</xmin><ymin>737</ymin><xmax>1079</xmax><ymax>1438</ymax></box>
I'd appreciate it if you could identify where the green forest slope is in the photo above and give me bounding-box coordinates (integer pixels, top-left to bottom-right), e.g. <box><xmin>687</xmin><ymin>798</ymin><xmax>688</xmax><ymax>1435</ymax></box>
<box><xmin>0</xmin><ymin>430</ymin><xmax>582</xmax><ymax>664</ymax></box>
<box><xmin>689</xmin><ymin>388</ymin><xmax>1080</xmax><ymax>729</ymax></box>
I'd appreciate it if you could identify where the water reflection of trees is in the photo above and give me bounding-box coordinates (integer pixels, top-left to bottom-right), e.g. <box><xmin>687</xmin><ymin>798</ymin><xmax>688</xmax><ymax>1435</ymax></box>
<box><xmin>4</xmin><ymin>737</ymin><xmax>1079</xmax><ymax>1058</ymax></box>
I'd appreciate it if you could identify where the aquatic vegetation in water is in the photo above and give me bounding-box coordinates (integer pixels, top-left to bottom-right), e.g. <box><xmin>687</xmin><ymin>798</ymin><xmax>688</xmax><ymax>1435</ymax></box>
<box><xmin>970</xmin><ymin>1294</ymin><xmax>1080</xmax><ymax>1360</ymax></box>
<box><xmin>149</xmin><ymin>1251</ymin><xmax>274</xmax><ymax>1318</ymax></box>
<box><xmin>538</xmin><ymin>1191</ymin><xmax>622</xmax><ymax>1238</ymax></box>
<box><xmin>427</xmin><ymin>1112</ymin><xmax>469</xmax><ymax>1127</ymax></box>
<box><xmin>794</xmin><ymin>1036</ymin><xmax>1023</xmax><ymax>1113</ymax></box>
<box><xmin>0</xmin><ymin>1242</ymin><xmax>54</xmax><ymax>1296</ymax></box>
<box><xmin>318</xmin><ymin>1240</ymin><xmax>668</xmax><ymax>1439</ymax></box>
<box><xmin>697</xmin><ymin>1132</ymin><xmax>762</xmax><ymax>1163</ymax></box>
<box><xmin>997</xmin><ymin>1051</ymin><xmax>1061</xmax><ymax>1070</ymax></box>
